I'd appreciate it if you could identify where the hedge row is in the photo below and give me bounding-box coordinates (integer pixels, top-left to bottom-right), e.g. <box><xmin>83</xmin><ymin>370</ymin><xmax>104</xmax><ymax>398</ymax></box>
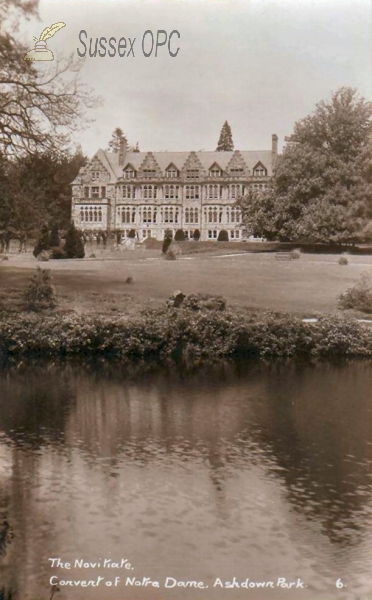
<box><xmin>1</xmin><ymin>309</ymin><xmax>372</xmax><ymax>361</ymax></box>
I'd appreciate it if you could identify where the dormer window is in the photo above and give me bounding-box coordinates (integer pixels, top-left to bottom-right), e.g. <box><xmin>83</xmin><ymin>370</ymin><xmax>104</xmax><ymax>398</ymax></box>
<box><xmin>209</xmin><ymin>163</ymin><xmax>222</xmax><ymax>178</ymax></box>
<box><xmin>91</xmin><ymin>170</ymin><xmax>100</xmax><ymax>180</ymax></box>
<box><xmin>253</xmin><ymin>164</ymin><xmax>267</xmax><ymax>177</ymax></box>
<box><xmin>166</xmin><ymin>167</ymin><xmax>178</xmax><ymax>179</ymax></box>
<box><xmin>124</xmin><ymin>166</ymin><xmax>136</xmax><ymax>179</ymax></box>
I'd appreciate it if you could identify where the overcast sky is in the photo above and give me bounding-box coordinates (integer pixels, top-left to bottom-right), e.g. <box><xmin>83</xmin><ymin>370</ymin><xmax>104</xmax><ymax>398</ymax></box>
<box><xmin>19</xmin><ymin>0</ymin><xmax>372</xmax><ymax>156</ymax></box>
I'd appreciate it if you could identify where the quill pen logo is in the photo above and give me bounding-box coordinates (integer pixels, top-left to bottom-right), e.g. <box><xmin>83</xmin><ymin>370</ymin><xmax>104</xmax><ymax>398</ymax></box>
<box><xmin>24</xmin><ymin>22</ymin><xmax>66</xmax><ymax>61</ymax></box>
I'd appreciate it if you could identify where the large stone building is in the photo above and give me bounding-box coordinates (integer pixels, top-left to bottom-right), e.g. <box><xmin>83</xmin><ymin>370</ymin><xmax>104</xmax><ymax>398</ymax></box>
<box><xmin>71</xmin><ymin>134</ymin><xmax>278</xmax><ymax>241</ymax></box>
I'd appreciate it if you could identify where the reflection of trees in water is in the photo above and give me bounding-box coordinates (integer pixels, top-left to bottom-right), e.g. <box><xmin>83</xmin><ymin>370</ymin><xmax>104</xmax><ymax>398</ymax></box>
<box><xmin>0</xmin><ymin>512</ymin><xmax>15</xmax><ymax>599</ymax></box>
<box><xmin>247</xmin><ymin>360</ymin><xmax>372</xmax><ymax>547</ymax></box>
<box><xmin>0</xmin><ymin>362</ymin><xmax>78</xmax><ymax>598</ymax></box>
<box><xmin>0</xmin><ymin>361</ymin><xmax>77</xmax><ymax>448</ymax></box>
<box><xmin>1</xmin><ymin>358</ymin><xmax>371</xmax><ymax>581</ymax></box>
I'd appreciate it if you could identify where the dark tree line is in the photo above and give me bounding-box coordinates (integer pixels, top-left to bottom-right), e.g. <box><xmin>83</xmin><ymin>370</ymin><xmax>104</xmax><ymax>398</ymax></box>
<box><xmin>0</xmin><ymin>150</ymin><xmax>87</xmax><ymax>232</ymax></box>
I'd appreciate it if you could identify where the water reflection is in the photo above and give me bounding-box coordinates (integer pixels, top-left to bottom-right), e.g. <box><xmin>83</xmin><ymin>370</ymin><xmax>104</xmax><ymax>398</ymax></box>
<box><xmin>0</xmin><ymin>360</ymin><xmax>371</xmax><ymax>600</ymax></box>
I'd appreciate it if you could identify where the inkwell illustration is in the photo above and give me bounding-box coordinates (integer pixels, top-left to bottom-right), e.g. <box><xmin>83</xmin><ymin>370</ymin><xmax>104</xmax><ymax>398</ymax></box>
<box><xmin>24</xmin><ymin>22</ymin><xmax>66</xmax><ymax>61</ymax></box>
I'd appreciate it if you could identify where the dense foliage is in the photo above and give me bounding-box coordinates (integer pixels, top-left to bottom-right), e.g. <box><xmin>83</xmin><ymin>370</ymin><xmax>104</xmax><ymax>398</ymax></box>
<box><xmin>1</xmin><ymin>308</ymin><xmax>372</xmax><ymax>360</ymax></box>
<box><xmin>237</xmin><ymin>88</ymin><xmax>372</xmax><ymax>244</ymax></box>
<box><xmin>0</xmin><ymin>150</ymin><xmax>87</xmax><ymax>231</ymax></box>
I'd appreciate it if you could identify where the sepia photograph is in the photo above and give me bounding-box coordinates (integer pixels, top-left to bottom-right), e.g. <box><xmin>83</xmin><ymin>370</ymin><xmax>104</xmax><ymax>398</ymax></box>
<box><xmin>0</xmin><ymin>0</ymin><xmax>371</xmax><ymax>599</ymax></box>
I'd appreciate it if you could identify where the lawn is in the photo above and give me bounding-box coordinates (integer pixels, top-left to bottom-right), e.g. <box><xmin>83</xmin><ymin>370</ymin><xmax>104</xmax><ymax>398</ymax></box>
<box><xmin>1</xmin><ymin>247</ymin><xmax>372</xmax><ymax>317</ymax></box>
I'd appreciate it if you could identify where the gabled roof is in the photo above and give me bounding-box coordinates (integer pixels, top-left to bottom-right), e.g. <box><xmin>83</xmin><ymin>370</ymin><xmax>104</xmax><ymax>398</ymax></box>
<box><xmin>97</xmin><ymin>148</ymin><xmax>274</xmax><ymax>179</ymax></box>
<box><xmin>252</xmin><ymin>160</ymin><xmax>268</xmax><ymax>171</ymax></box>
<box><xmin>94</xmin><ymin>149</ymin><xmax>117</xmax><ymax>181</ymax></box>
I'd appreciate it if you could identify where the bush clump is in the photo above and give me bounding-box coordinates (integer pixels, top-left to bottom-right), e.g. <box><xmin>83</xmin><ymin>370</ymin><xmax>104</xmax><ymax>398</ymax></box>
<box><xmin>36</xmin><ymin>250</ymin><xmax>50</xmax><ymax>262</ymax></box>
<box><xmin>339</xmin><ymin>255</ymin><xmax>348</xmax><ymax>265</ymax></box>
<box><xmin>182</xmin><ymin>293</ymin><xmax>227</xmax><ymax>312</ymax></box>
<box><xmin>128</xmin><ymin>229</ymin><xmax>136</xmax><ymax>239</ymax></box>
<box><xmin>51</xmin><ymin>247</ymin><xmax>67</xmax><ymax>260</ymax></box>
<box><xmin>193</xmin><ymin>229</ymin><xmax>201</xmax><ymax>241</ymax></box>
<box><xmin>174</xmin><ymin>229</ymin><xmax>186</xmax><ymax>242</ymax></box>
<box><xmin>1</xmin><ymin>310</ymin><xmax>372</xmax><ymax>361</ymax></box>
<box><xmin>217</xmin><ymin>230</ymin><xmax>229</xmax><ymax>242</ymax></box>
<box><xmin>64</xmin><ymin>222</ymin><xmax>85</xmax><ymax>259</ymax></box>
<box><xmin>290</xmin><ymin>249</ymin><xmax>301</xmax><ymax>259</ymax></box>
<box><xmin>22</xmin><ymin>267</ymin><xmax>57</xmax><ymax>311</ymax></box>
<box><xmin>339</xmin><ymin>274</ymin><xmax>372</xmax><ymax>313</ymax></box>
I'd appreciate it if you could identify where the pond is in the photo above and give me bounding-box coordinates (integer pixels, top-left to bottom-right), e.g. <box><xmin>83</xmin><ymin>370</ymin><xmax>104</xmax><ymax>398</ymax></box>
<box><xmin>0</xmin><ymin>360</ymin><xmax>371</xmax><ymax>600</ymax></box>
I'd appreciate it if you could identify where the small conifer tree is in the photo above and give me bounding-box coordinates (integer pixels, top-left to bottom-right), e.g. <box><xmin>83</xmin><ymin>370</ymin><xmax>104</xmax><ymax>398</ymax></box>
<box><xmin>49</xmin><ymin>225</ymin><xmax>60</xmax><ymax>247</ymax></box>
<box><xmin>33</xmin><ymin>224</ymin><xmax>50</xmax><ymax>257</ymax></box>
<box><xmin>216</xmin><ymin>121</ymin><xmax>234</xmax><ymax>152</ymax></box>
<box><xmin>162</xmin><ymin>229</ymin><xmax>173</xmax><ymax>254</ymax></box>
<box><xmin>64</xmin><ymin>222</ymin><xmax>85</xmax><ymax>258</ymax></box>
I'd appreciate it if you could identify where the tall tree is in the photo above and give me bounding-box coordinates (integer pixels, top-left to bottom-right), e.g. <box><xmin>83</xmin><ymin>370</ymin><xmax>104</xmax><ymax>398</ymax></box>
<box><xmin>108</xmin><ymin>128</ymin><xmax>126</xmax><ymax>153</ymax></box>
<box><xmin>216</xmin><ymin>121</ymin><xmax>234</xmax><ymax>151</ymax></box>
<box><xmin>0</xmin><ymin>0</ymin><xmax>99</xmax><ymax>157</ymax></box>
<box><xmin>0</xmin><ymin>150</ymin><xmax>87</xmax><ymax>231</ymax></box>
<box><xmin>237</xmin><ymin>88</ymin><xmax>372</xmax><ymax>244</ymax></box>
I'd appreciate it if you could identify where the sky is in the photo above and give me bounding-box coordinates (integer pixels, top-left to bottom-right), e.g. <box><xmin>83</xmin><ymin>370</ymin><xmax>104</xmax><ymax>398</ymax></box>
<box><xmin>18</xmin><ymin>0</ymin><xmax>372</xmax><ymax>157</ymax></box>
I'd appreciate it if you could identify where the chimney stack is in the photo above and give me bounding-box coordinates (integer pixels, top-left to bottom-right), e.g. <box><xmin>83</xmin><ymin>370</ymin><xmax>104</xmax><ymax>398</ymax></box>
<box><xmin>118</xmin><ymin>135</ymin><xmax>128</xmax><ymax>166</ymax></box>
<box><xmin>271</xmin><ymin>134</ymin><xmax>278</xmax><ymax>169</ymax></box>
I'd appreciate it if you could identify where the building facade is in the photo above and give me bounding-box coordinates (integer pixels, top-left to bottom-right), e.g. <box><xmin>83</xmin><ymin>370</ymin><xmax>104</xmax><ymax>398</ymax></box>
<box><xmin>71</xmin><ymin>135</ymin><xmax>278</xmax><ymax>241</ymax></box>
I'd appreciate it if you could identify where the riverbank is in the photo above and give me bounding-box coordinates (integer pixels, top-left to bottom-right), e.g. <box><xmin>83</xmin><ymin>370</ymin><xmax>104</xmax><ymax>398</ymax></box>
<box><xmin>1</xmin><ymin>307</ymin><xmax>372</xmax><ymax>362</ymax></box>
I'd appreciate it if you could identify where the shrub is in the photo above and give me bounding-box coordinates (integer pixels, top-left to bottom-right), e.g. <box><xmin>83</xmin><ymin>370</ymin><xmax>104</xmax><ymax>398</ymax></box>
<box><xmin>162</xmin><ymin>230</ymin><xmax>173</xmax><ymax>254</ymax></box>
<box><xmin>33</xmin><ymin>225</ymin><xmax>50</xmax><ymax>258</ymax></box>
<box><xmin>339</xmin><ymin>274</ymin><xmax>372</xmax><ymax>313</ymax></box>
<box><xmin>37</xmin><ymin>250</ymin><xmax>50</xmax><ymax>261</ymax></box>
<box><xmin>290</xmin><ymin>249</ymin><xmax>301</xmax><ymax>259</ymax></box>
<box><xmin>1</xmin><ymin>310</ymin><xmax>372</xmax><ymax>361</ymax></box>
<box><xmin>339</xmin><ymin>255</ymin><xmax>348</xmax><ymax>265</ymax></box>
<box><xmin>128</xmin><ymin>229</ymin><xmax>136</xmax><ymax>239</ymax></box>
<box><xmin>64</xmin><ymin>222</ymin><xmax>85</xmax><ymax>258</ymax></box>
<box><xmin>193</xmin><ymin>229</ymin><xmax>201</xmax><ymax>241</ymax></box>
<box><xmin>174</xmin><ymin>229</ymin><xmax>186</xmax><ymax>242</ymax></box>
<box><xmin>51</xmin><ymin>246</ymin><xmax>67</xmax><ymax>260</ymax></box>
<box><xmin>182</xmin><ymin>293</ymin><xmax>227</xmax><ymax>312</ymax></box>
<box><xmin>22</xmin><ymin>267</ymin><xmax>57</xmax><ymax>311</ymax></box>
<box><xmin>49</xmin><ymin>226</ymin><xmax>60</xmax><ymax>248</ymax></box>
<box><xmin>164</xmin><ymin>249</ymin><xmax>176</xmax><ymax>260</ymax></box>
<box><xmin>217</xmin><ymin>230</ymin><xmax>229</xmax><ymax>242</ymax></box>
